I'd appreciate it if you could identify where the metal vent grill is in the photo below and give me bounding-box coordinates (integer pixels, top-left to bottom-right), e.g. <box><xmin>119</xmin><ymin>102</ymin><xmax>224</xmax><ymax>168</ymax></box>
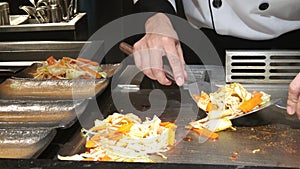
<box><xmin>226</xmin><ymin>50</ymin><xmax>300</xmax><ymax>83</ymax></box>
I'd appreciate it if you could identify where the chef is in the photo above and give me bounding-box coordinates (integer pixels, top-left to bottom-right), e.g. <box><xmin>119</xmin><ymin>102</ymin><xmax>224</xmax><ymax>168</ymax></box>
<box><xmin>131</xmin><ymin>0</ymin><xmax>300</xmax><ymax>118</ymax></box>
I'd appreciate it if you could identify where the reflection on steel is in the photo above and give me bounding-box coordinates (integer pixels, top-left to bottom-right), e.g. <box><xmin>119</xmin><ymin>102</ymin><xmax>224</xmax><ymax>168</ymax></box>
<box><xmin>0</xmin><ymin>99</ymin><xmax>88</xmax><ymax>128</ymax></box>
<box><xmin>0</xmin><ymin>128</ymin><xmax>56</xmax><ymax>159</ymax></box>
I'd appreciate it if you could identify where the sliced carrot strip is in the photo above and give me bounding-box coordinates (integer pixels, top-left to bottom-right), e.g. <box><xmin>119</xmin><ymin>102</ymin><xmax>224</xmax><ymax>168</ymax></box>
<box><xmin>116</xmin><ymin>122</ymin><xmax>134</xmax><ymax>134</ymax></box>
<box><xmin>160</xmin><ymin>122</ymin><xmax>177</xmax><ymax>129</ymax></box>
<box><xmin>239</xmin><ymin>92</ymin><xmax>263</xmax><ymax>112</ymax></box>
<box><xmin>85</xmin><ymin>139</ymin><xmax>96</xmax><ymax>148</ymax></box>
<box><xmin>192</xmin><ymin>127</ymin><xmax>219</xmax><ymax>140</ymax></box>
<box><xmin>206</xmin><ymin>102</ymin><xmax>213</xmax><ymax>112</ymax></box>
<box><xmin>46</xmin><ymin>56</ymin><xmax>56</xmax><ymax>65</ymax></box>
<box><xmin>83</xmin><ymin>157</ymin><xmax>95</xmax><ymax>161</ymax></box>
<box><xmin>77</xmin><ymin>57</ymin><xmax>99</xmax><ymax>66</ymax></box>
<box><xmin>100</xmin><ymin>155</ymin><xmax>112</xmax><ymax>161</ymax></box>
<box><xmin>80</xmin><ymin>65</ymin><xmax>101</xmax><ymax>78</ymax></box>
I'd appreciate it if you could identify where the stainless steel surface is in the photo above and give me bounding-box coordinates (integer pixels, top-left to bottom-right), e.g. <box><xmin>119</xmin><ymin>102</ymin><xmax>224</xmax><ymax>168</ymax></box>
<box><xmin>0</xmin><ymin>99</ymin><xmax>88</xmax><ymax>128</ymax></box>
<box><xmin>0</xmin><ymin>128</ymin><xmax>56</xmax><ymax>159</ymax></box>
<box><xmin>49</xmin><ymin>4</ymin><xmax>62</xmax><ymax>23</ymax></box>
<box><xmin>20</xmin><ymin>0</ymin><xmax>76</xmax><ymax>23</ymax></box>
<box><xmin>9</xmin><ymin>15</ymin><xmax>29</xmax><ymax>25</ymax></box>
<box><xmin>0</xmin><ymin>61</ymin><xmax>37</xmax><ymax>67</ymax></box>
<box><xmin>275</xmin><ymin>99</ymin><xmax>287</xmax><ymax>109</ymax></box>
<box><xmin>0</xmin><ymin>12</ymin><xmax>86</xmax><ymax>32</ymax></box>
<box><xmin>51</xmin><ymin>0</ymin><xmax>68</xmax><ymax>20</ymax></box>
<box><xmin>0</xmin><ymin>2</ymin><xmax>10</xmax><ymax>25</ymax></box>
<box><xmin>0</xmin><ymin>41</ymin><xmax>93</xmax><ymax>63</ymax></box>
<box><xmin>36</xmin><ymin>0</ymin><xmax>49</xmax><ymax>7</ymax></box>
<box><xmin>66</xmin><ymin>0</ymin><xmax>74</xmax><ymax>21</ymax></box>
<box><xmin>36</xmin><ymin>5</ymin><xmax>51</xmax><ymax>23</ymax></box>
<box><xmin>226</xmin><ymin>50</ymin><xmax>300</xmax><ymax>84</ymax></box>
<box><xmin>19</xmin><ymin>6</ymin><xmax>41</xmax><ymax>24</ymax></box>
<box><xmin>29</xmin><ymin>0</ymin><xmax>37</xmax><ymax>7</ymax></box>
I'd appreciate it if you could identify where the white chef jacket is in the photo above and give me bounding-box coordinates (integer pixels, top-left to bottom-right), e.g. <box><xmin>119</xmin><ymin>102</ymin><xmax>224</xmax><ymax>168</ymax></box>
<box><xmin>134</xmin><ymin>0</ymin><xmax>300</xmax><ymax>40</ymax></box>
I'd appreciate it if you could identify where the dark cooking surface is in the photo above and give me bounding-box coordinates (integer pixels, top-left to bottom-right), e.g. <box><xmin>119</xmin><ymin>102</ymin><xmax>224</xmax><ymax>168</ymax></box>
<box><xmin>55</xmin><ymin>86</ymin><xmax>300</xmax><ymax>168</ymax></box>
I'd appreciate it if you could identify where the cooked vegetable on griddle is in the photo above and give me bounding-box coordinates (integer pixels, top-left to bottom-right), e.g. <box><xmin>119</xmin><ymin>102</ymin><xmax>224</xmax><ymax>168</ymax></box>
<box><xmin>33</xmin><ymin>56</ymin><xmax>107</xmax><ymax>79</ymax></box>
<box><xmin>58</xmin><ymin>113</ymin><xmax>177</xmax><ymax>162</ymax></box>
<box><xmin>189</xmin><ymin>83</ymin><xmax>271</xmax><ymax>134</ymax></box>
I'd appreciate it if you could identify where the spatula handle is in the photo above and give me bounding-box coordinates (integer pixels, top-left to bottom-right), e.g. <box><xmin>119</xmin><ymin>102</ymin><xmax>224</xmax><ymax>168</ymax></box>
<box><xmin>119</xmin><ymin>42</ymin><xmax>133</xmax><ymax>56</ymax></box>
<box><xmin>119</xmin><ymin>42</ymin><xmax>175</xmax><ymax>82</ymax></box>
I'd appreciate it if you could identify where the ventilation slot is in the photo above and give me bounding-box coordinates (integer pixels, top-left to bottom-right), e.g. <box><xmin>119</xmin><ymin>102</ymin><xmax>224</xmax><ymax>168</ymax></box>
<box><xmin>226</xmin><ymin>50</ymin><xmax>300</xmax><ymax>84</ymax></box>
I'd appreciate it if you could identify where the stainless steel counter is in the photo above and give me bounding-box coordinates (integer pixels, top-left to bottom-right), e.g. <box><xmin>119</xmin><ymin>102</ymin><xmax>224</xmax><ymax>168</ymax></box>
<box><xmin>0</xmin><ymin>13</ymin><xmax>86</xmax><ymax>32</ymax></box>
<box><xmin>0</xmin><ymin>13</ymin><xmax>88</xmax><ymax>41</ymax></box>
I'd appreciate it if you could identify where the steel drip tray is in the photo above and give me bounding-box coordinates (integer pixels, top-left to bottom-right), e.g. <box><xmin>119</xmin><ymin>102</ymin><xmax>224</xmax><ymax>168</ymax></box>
<box><xmin>226</xmin><ymin>50</ymin><xmax>300</xmax><ymax>84</ymax></box>
<box><xmin>0</xmin><ymin>128</ymin><xmax>56</xmax><ymax>159</ymax></box>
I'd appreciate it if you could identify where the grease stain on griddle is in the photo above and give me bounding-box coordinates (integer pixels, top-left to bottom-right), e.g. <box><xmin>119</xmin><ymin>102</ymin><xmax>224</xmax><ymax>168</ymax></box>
<box><xmin>229</xmin><ymin>151</ymin><xmax>240</xmax><ymax>161</ymax></box>
<box><xmin>245</xmin><ymin>124</ymin><xmax>298</xmax><ymax>154</ymax></box>
<box><xmin>183</xmin><ymin>136</ymin><xmax>193</xmax><ymax>142</ymax></box>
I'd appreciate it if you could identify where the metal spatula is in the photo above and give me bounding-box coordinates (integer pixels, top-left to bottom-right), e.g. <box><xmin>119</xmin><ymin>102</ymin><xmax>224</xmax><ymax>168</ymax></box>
<box><xmin>119</xmin><ymin>42</ymin><xmax>214</xmax><ymax>102</ymax></box>
<box><xmin>229</xmin><ymin>98</ymin><xmax>281</xmax><ymax>120</ymax></box>
<box><xmin>119</xmin><ymin>42</ymin><xmax>217</xmax><ymax>103</ymax></box>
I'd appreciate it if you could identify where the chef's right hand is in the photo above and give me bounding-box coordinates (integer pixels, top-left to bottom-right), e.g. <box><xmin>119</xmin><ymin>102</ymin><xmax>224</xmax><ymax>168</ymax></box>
<box><xmin>133</xmin><ymin>13</ymin><xmax>187</xmax><ymax>86</ymax></box>
<box><xmin>287</xmin><ymin>72</ymin><xmax>300</xmax><ymax>119</ymax></box>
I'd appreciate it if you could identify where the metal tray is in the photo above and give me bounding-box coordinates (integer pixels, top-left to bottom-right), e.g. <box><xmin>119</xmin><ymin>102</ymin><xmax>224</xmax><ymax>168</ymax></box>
<box><xmin>0</xmin><ymin>99</ymin><xmax>88</xmax><ymax>128</ymax></box>
<box><xmin>0</xmin><ymin>128</ymin><xmax>56</xmax><ymax>159</ymax></box>
<box><xmin>0</xmin><ymin>63</ymin><xmax>120</xmax><ymax>100</ymax></box>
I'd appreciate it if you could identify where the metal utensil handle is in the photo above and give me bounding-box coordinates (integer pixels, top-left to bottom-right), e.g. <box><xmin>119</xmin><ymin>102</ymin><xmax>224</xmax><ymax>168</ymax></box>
<box><xmin>119</xmin><ymin>42</ymin><xmax>175</xmax><ymax>81</ymax></box>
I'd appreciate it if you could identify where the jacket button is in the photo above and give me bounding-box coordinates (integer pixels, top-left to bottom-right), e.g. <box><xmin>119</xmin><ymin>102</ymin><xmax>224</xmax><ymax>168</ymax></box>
<box><xmin>259</xmin><ymin>2</ymin><xmax>269</xmax><ymax>10</ymax></box>
<box><xmin>212</xmin><ymin>0</ymin><xmax>222</xmax><ymax>8</ymax></box>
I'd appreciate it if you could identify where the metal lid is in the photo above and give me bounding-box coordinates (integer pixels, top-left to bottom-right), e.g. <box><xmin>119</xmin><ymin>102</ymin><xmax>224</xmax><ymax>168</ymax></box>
<box><xmin>0</xmin><ymin>2</ymin><xmax>9</xmax><ymax>11</ymax></box>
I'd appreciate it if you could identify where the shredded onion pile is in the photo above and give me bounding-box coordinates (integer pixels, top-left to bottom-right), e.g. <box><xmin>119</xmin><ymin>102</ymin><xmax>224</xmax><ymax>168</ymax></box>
<box><xmin>58</xmin><ymin>113</ymin><xmax>176</xmax><ymax>162</ymax></box>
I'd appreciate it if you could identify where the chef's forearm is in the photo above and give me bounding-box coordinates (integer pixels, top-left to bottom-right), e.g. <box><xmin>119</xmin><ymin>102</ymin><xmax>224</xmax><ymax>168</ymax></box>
<box><xmin>133</xmin><ymin>0</ymin><xmax>177</xmax><ymax>15</ymax></box>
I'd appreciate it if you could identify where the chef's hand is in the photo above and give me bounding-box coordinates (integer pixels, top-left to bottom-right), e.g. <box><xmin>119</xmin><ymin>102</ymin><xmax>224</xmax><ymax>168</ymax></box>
<box><xmin>133</xmin><ymin>13</ymin><xmax>187</xmax><ymax>86</ymax></box>
<box><xmin>287</xmin><ymin>73</ymin><xmax>300</xmax><ymax>119</ymax></box>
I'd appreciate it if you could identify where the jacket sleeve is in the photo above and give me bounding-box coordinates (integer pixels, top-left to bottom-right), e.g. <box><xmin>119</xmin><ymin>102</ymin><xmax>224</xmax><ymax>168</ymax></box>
<box><xmin>133</xmin><ymin>0</ymin><xmax>177</xmax><ymax>15</ymax></box>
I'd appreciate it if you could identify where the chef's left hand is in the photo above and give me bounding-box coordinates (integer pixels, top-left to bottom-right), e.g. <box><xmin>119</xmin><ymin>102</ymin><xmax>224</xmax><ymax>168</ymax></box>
<box><xmin>287</xmin><ymin>72</ymin><xmax>300</xmax><ymax>119</ymax></box>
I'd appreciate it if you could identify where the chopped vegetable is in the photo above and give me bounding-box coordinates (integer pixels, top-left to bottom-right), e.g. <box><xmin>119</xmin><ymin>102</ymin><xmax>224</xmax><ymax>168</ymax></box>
<box><xmin>192</xmin><ymin>127</ymin><xmax>219</xmax><ymax>140</ymax></box>
<box><xmin>34</xmin><ymin>56</ymin><xmax>106</xmax><ymax>79</ymax></box>
<box><xmin>77</xmin><ymin>57</ymin><xmax>99</xmax><ymax>66</ymax></box>
<box><xmin>46</xmin><ymin>56</ymin><xmax>56</xmax><ymax>65</ymax></box>
<box><xmin>80</xmin><ymin>65</ymin><xmax>102</xmax><ymax>79</ymax></box>
<box><xmin>190</xmin><ymin>83</ymin><xmax>271</xmax><ymax>136</ymax></box>
<box><xmin>116</xmin><ymin>122</ymin><xmax>134</xmax><ymax>134</ymax></box>
<box><xmin>85</xmin><ymin>139</ymin><xmax>96</xmax><ymax>148</ymax></box>
<box><xmin>160</xmin><ymin>122</ymin><xmax>176</xmax><ymax>128</ymax></box>
<box><xmin>239</xmin><ymin>92</ymin><xmax>263</xmax><ymax>112</ymax></box>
